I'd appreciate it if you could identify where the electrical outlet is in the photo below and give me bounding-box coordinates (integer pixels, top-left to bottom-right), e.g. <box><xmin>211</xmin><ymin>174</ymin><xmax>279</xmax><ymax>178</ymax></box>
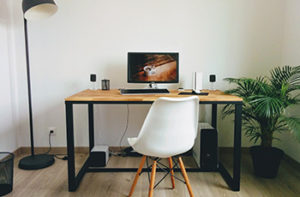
<box><xmin>48</xmin><ymin>127</ymin><xmax>56</xmax><ymax>136</ymax></box>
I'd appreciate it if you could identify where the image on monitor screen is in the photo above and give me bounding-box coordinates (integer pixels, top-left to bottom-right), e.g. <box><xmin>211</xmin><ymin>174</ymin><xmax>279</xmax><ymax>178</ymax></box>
<box><xmin>128</xmin><ymin>52</ymin><xmax>179</xmax><ymax>83</ymax></box>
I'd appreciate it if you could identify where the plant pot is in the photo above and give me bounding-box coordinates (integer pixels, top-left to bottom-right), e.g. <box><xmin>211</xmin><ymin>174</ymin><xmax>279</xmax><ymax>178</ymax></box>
<box><xmin>250</xmin><ymin>146</ymin><xmax>284</xmax><ymax>178</ymax></box>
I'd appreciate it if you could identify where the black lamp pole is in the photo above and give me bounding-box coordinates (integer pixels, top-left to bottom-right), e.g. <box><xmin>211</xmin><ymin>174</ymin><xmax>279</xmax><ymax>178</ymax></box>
<box><xmin>18</xmin><ymin>0</ymin><xmax>58</xmax><ymax>170</ymax></box>
<box><xmin>23</xmin><ymin>18</ymin><xmax>35</xmax><ymax>156</ymax></box>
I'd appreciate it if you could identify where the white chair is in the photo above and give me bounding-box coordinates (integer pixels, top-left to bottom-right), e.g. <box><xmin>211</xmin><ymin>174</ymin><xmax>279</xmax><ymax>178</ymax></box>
<box><xmin>128</xmin><ymin>96</ymin><xmax>199</xmax><ymax>197</ymax></box>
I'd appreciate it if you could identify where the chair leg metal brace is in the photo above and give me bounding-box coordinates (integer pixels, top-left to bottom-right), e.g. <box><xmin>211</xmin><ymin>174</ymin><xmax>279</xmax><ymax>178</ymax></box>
<box><xmin>129</xmin><ymin>156</ymin><xmax>194</xmax><ymax>197</ymax></box>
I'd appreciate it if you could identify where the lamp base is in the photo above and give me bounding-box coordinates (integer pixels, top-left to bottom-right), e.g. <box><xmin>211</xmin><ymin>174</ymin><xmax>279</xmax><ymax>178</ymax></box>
<box><xmin>18</xmin><ymin>154</ymin><xmax>55</xmax><ymax>170</ymax></box>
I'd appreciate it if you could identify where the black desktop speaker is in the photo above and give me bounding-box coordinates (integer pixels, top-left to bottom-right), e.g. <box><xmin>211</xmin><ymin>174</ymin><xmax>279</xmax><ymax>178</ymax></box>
<box><xmin>201</xmin><ymin>128</ymin><xmax>218</xmax><ymax>170</ymax></box>
<box><xmin>90</xmin><ymin>74</ymin><xmax>96</xmax><ymax>82</ymax></box>
<box><xmin>90</xmin><ymin>145</ymin><xmax>109</xmax><ymax>167</ymax></box>
<box><xmin>209</xmin><ymin>74</ymin><xmax>216</xmax><ymax>82</ymax></box>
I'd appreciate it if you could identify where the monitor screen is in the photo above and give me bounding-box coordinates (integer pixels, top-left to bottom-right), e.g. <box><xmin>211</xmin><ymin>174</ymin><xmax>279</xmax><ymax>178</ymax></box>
<box><xmin>128</xmin><ymin>52</ymin><xmax>179</xmax><ymax>83</ymax></box>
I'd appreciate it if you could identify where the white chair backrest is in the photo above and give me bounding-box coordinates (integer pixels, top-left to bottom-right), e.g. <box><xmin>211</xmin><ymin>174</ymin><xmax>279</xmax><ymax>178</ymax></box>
<box><xmin>132</xmin><ymin>96</ymin><xmax>199</xmax><ymax>157</ymax></box>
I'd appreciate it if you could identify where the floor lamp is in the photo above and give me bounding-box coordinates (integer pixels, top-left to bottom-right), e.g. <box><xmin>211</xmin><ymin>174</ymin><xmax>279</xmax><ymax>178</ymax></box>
<box><xmin>18</xmin><ymin>0</ymin><xmax>58</xmax><ymax>170</ymax></box>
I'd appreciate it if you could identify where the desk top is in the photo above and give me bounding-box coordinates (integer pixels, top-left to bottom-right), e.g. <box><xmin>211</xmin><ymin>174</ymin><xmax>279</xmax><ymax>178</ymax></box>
<box><xmin>65</xmin><ymin>89</ymin><xmax>243</xmax><ymax>103</ymax></box>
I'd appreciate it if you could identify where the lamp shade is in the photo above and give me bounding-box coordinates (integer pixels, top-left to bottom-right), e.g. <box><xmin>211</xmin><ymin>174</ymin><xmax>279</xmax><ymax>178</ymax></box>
<box><xmin>22</xmin><ymin>0</ymin><xmax>58</xmax><ymax>20</ymax></box>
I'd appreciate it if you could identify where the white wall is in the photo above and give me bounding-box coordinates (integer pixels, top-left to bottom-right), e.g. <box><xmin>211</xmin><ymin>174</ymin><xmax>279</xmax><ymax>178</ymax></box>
<box><xmin>9</xmin><ymin>0</ymin><xmax>288</xmax><ymax>150</ymax></box>
<box><xmin>279</xmin><ymin>0</ymin><xmax>300</xmax><ymax>163</ymax></box>
<box><xmin>0</xmin><ymin>0</ymin><xmax>18</xmax><ymax>152</ymax></box>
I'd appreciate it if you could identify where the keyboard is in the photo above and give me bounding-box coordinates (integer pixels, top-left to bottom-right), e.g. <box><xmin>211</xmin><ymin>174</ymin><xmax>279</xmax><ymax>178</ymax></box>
<box><xmin>178</xmin><ymin>92</ymin><xmax>209</xmax><ymax>95</ymax></box>
<box><xmin>120</xmin><ymin>89</ymin><xmax>170</xmax><ymax>95</ymax></box>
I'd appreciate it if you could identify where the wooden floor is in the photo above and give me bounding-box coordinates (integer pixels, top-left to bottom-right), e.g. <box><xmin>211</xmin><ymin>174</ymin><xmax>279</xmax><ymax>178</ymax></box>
<box><xmin>6</xmin><ymin>151</ymin><xmax>300</xmax><ymax>197</ymax></box>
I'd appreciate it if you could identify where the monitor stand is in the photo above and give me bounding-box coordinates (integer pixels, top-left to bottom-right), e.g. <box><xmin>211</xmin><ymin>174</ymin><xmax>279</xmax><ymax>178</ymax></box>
<box><xmin>148</xmin><ymin>82</ymin><xmax>158</xmax><ymax>89</ymax></box>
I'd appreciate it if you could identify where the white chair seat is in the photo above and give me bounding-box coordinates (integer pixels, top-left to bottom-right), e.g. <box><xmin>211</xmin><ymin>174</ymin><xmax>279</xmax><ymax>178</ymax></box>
<box><xmin>128</xmin><ymin>136</ymin><xmax>195</xmax><ymax>158</ymax></box>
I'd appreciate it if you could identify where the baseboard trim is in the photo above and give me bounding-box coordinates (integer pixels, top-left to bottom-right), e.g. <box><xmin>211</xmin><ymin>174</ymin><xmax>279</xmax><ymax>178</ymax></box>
<box><xmin>12</xmin><ymin>146</ymin><xmax>127</xmax><ymax>157</ymax></box>
<box><xmin>283</xmin><ymin>154</ymin><xmax>300</xmax><ymax>170</ymax></box>
<box><xmin>219</xmin><ymin>147</ymin><xmax>300</xmax><ymax>169</ymax></box>
<box><xmin>12</xmin><ymin>146</ymin><xmax>300</xmax><ymax>169</ymax></box>
<box><xmin>13</xmin><ymin>147</ymin><xmax>89</xmax><ymax>157</ymax></box>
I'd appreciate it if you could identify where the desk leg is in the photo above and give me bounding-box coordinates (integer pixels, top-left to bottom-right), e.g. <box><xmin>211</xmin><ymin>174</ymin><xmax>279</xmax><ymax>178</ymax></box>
<box><xmin>219</xmin><ymin>102</ymin><xmax>242</xmax><ymax>191</ymax></box>
<box><xmin>233</xmin><ymin>103</ymin><xmax>242</xmax><ymax>191</ymax></box>
<box><xmin>66</xmin><ymin>102</ymin><xmax>75</xmax><ymax>191</ymax></box>
<box><xmin>88</xmin><ymin>103</ymin><xmax>94</xmax><ymax>152</ymax></box>
<box><xmin>212</xmin><ymin>104</ymin><xmax>217</xmax><ymax>128</ymax></box>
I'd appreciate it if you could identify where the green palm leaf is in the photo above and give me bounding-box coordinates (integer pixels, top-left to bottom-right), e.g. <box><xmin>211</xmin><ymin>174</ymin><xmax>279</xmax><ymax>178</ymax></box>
<box><xmin>223</xmin><ymin>65</ymin><xmax>300</xmax><ymax>147</ymax></box>
<box><xmin>249</xmin><ymin>95</ymin><xmax>284</xmax><ymax>118</ymax></box>
<box><xmin>279</xmin><ymin>116</ymin><xmax>300</xmax><ymax>141</ymax></box>
<box><xmin>270</xmin><ymin>66</ymin><xmax>293</xmax><ymax>89</ymax></box>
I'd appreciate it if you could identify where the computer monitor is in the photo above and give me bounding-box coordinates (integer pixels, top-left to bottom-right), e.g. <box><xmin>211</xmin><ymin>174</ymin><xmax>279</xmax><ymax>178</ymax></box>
<box><xmin>127</xmin><ymin>52</ymin><xmax>179</xmax><ymax>84</ymax></box>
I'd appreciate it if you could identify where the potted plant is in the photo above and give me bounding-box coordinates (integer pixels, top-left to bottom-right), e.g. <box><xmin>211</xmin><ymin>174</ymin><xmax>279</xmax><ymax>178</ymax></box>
<box><xmin>222</xmin><ymin>66</ymin><xmax>300</xmax><ymax>178</ymax></box>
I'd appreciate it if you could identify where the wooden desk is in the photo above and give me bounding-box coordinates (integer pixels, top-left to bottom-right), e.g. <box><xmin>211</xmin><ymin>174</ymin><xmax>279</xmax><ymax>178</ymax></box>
<box><xmin>66</xmin><ymin>89</ymin><xmax>243</xmax><ymax>102</ymax></box>
<box><xmin>65</xmin><ymin>89</ymin><xmax>243</xmax><ymax>192</ymax></box>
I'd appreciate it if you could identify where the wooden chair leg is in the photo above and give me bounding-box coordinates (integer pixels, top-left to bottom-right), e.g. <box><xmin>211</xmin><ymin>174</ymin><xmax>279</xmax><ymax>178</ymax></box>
<box><xmin>148</xmin><ymin>160</ymin><xmax>157</xmax><ymax>197</ymax></box>
<box><xmin>168</xmin><ymin>157</ymin><xmax>175</xmax><ymax>189</ymax></box>
<box><xmin>178</xmin><ymin>157</ymin><xmax>194</xmax><ymax>197</ymax></box>
<box><xmin>129</xmin><ymin>155</ymin><xmax>146</xmax><ymax>197</ymax></box>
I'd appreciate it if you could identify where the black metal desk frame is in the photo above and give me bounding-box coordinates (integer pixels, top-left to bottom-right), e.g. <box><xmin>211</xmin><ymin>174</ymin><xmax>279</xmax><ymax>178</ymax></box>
<box><xmin>65</xmin><ymin>100</ymin><xmax>242</xmax><ymax>192</ymax></box>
